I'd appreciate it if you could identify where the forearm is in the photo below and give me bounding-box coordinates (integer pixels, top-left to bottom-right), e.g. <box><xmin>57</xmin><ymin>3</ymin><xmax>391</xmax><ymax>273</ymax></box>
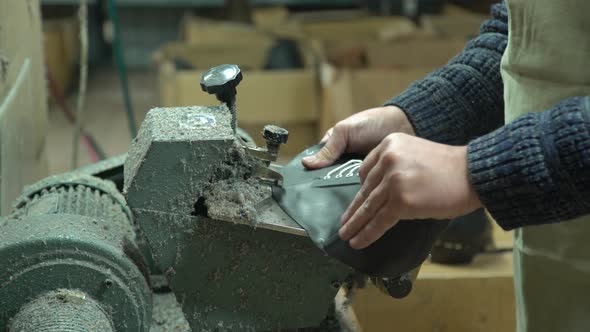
<box><xmin>468</xmin><ymin>96</ymin><xmax>590</xmax><ymax>230</ymax></box>
<box><xmin>386</xmin><ymin>2</ymin><xmax>508</xmax><ymax>145</ymax></box>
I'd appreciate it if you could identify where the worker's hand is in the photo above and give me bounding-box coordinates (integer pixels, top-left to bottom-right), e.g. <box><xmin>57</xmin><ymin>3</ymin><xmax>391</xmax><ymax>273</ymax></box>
<box><xmin>339</xmin><ymin>133</ymin><xmax>482</xmax><ymax>249</ymax></box>
<box><xmin>302</xmin><ymin>106</ymin><xmax>415</xmax><ymax>169</ymax></box>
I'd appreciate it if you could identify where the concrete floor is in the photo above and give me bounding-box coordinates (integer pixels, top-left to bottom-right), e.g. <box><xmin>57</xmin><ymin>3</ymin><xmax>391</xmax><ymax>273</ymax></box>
<box><xmin>47</xmin><ymin>66</ymin><xmax>158</xmax><ymax>175</ymax></box>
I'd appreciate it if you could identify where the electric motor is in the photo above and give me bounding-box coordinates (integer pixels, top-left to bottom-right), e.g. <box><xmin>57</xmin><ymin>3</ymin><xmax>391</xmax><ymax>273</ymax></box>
<box><xmin>0</xmin><ymin>174</ymin><xmax>151</xmax><ymax>332</ymax></box>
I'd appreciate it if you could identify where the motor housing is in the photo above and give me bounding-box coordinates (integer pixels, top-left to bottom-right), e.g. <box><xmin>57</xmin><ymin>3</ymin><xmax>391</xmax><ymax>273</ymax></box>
<box><xmin>0</xmin><ymin>174</ymin><xmax>151</xmax><ymax>332</ymax></box>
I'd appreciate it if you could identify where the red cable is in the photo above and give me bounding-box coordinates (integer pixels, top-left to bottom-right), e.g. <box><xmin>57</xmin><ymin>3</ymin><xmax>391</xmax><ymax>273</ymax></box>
<box><xmin>46</xmin><ymin>71</ymin><xmax>101</xmax><ymax>163</ymax></box>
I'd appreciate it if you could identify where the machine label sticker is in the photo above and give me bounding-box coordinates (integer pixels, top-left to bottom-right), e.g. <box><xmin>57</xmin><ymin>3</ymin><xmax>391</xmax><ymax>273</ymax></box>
<box><xmin>179</xmin><ymin>114</ymin><xmax>216</xmax><ymax>130</ymax></box>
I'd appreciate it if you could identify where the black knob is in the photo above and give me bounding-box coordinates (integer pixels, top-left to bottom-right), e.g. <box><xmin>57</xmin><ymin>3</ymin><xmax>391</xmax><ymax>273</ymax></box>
<box><xmin>200</xmin><ymin>64</ymin><xmax>243</xmax><ymax>106</ymax></box>
<box><xmin>201</xmin><ymin>64</ymin><xmax>242</xmax><ymax>133</ymax></box>
<box><xmin>262</xmin><ymin>125</ymin><xmax>289</xmax><ymax>145</ymax></box>
<box><xmin>380</xmin><ymin>275</ymin><xmax>413</xmax><ymax>299</ymax></box>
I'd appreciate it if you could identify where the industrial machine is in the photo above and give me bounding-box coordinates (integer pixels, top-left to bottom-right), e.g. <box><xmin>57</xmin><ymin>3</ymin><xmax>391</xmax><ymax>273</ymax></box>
<box><xmin>0</xmin><ymin>64</ymin><xmax>448</xmax><ymax>331</ymax></box>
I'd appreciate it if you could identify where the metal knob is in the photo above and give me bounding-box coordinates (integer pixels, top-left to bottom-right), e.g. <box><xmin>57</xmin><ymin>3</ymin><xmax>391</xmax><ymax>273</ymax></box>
<box><xmin>262</xmin><ymin>125</ymin><xmax>289</xmax><ymax>156</ymax></box>
<box><xmin>200</xmin><ymin>64</ymin><xmax>242</xmax><ymax>132</ymax></box>
<box><xmin>372</xmin><ymin>274</ymin><xmax>413</xmax><ymax>299</ymax></box>
<box><xmin>262</xmin><ymin>125</ymin><xmax>289</xmax><ymax>145</ymax></box>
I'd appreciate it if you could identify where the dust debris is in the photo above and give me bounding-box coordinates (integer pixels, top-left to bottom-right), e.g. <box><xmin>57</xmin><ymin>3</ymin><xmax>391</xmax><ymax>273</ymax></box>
<box><xmin>204</xmin><ymin>178</ymin><xmax>270</xmax><ymax>224</ymax></box>
<box><xmin>150</xmin><ymin>292</ymin><xmax>191</xmax><ymax>332</ymax></box>
<box><xmin>200</xmin><ymin>141</ymin><xmax>270</xmax><ymax>224</ymax></box>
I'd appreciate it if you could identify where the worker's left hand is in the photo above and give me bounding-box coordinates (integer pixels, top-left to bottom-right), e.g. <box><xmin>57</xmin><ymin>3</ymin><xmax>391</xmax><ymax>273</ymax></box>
<box><xmin>340</xmin><ymin>133</ymin><xmax>482</xmax><ymax>249</ymax></box>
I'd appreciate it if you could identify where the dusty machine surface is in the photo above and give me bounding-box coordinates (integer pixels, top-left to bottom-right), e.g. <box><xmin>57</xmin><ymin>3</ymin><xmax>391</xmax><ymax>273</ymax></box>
<box><xmin>123</xmin><ymin>64</ymin><xmax>353</xmax><ymax>331</ymax></box>
<box><xmin>0</xmin><ymin>174</ymin><xmax>152</xmax><ymax>332</ymax></box>
<box><xmin>0</xmin><ymin>64</ymin><xmax>436</xmax><ymax>331</ymax></box>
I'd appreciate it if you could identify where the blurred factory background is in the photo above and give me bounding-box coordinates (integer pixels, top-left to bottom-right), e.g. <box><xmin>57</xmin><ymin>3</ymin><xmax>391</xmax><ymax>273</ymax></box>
<box><xmin>9</xmin><ymin>0</ymin><xmax>513</xmax><ymax>330</ymax></box>
<box><xmin>42</xmin><ymin>0</ymin><xmax>498</xmax><ymax>171</ymax></box>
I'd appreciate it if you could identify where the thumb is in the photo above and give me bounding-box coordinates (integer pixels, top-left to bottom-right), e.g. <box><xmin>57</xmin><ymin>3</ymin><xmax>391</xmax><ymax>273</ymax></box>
<box><xmin>302</xmin><ymin>128</ymin><xmax>347</xmax><ymax>169</ymax></box>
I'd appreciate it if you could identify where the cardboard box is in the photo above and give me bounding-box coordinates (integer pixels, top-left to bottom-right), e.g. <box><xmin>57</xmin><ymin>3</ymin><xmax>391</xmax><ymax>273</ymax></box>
<box><xmin>159</xmin><ymin>60</ymin><xmax>319</xmax><ymax>124</ymax></box>
<box><xmin>254</xmin><ymin>10</ymin><xmax>429</xmax><ymax>43</ymax></box>
<box><xmin>156</xmin><ymin>42</ymin><xmax>321</xmax><ymax>158</ymax></box>
<box><xmin>317</xmin><ymin>40</ymin><xmax>370</xmax><ymax>68</ymax></box>
<box><xmin>43</xmin><ymin>17</ymin><xmax>79</xmax><ymax>95</ymax></box>
<box><xmin>252</xmin><ymin>6</ymin><xmax>290</xmax><ymax>30</ymax></box>
<box><xmin>183</xmin><ymin>13</ymin><xmax>306</xmax><ymax>47</ymax></box>
<box><xmin>422</xmin><ymin>5</ymin><xmax>489</xmax><ymax>39</ymax></box>
<box><xmin>254</xmin><ymin>9</ymin><xmax>421</xmax><ymax>42</ymax></box>
<box><xmin>299</xmin><ymin>15</ymin><xmax>418</xmax><ymax>42</ymax></box>
<box><xmin>319</xmin><ymin>64</ymin><xmax>436</xmax><ymax>134</ymax></box>
<box><xmin>179</xmin><ymin>15</ymin><xmax>315</xmax><ymax>67</ymax></box>
<box><xmin>155</xmin><ymin>41</ymin><xmax>273</xmax><ymax>71</ymax></box>
<box><xmin>318</xmin><ymin>36</ymin><xmax>466</xmax><ymax>135</ymax></box>
<box><xmin>367</xmin><ymin>37</ymin><xmax>466</xmax><ymax>68</ymax></box>
<box><xmin>182</xmin><ymin>15</ymin><xmax>274</xmax><ymax>46</ymax></box>
<box><xmin>349</xmin><ymin>222</ymin><xmax>514</xmax><ymax>332</ymax></box>
<box><xmin>351</xmin><ymin>251</ymin><xmax>516</xmax><ymax>332</ymax></box>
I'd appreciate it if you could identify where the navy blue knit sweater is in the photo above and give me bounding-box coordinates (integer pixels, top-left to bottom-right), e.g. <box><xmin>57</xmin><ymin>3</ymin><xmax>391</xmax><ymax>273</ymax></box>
<box><xmin>386</xmin><ymin>3</ymin><xmax>590</xmax><ymax>230</ymax></box>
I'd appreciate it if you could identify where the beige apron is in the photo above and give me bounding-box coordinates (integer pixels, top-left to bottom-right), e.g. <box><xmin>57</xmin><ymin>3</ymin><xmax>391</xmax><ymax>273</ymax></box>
<box><xmin>502</xmin><ymin>1</ymin><xmax>590</xmax><ymax>331</ymax></box>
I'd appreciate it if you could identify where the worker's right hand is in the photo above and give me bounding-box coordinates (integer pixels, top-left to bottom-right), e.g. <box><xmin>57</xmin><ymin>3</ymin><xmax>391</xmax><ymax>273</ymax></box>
<box><xmin>302</xmin><ymin>106</ymin><xmax>415</xmax><ymax>169</ymax></box>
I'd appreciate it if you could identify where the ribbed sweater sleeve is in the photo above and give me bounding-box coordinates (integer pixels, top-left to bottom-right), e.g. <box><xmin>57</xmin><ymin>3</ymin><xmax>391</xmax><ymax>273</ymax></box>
<box><xmin>385</xmin><ymin>2</ymin><xmax>508</xmax><ymax>145</ymax></box>
<box><xmin>468</xmin><ymin>97</ymin><xmax>590</xmax><ymax>230</ymax></box>
<box><xmin>382</xmin><ymin>2</ymin><xmax>590</xmax><ymax>229</ymax></box>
